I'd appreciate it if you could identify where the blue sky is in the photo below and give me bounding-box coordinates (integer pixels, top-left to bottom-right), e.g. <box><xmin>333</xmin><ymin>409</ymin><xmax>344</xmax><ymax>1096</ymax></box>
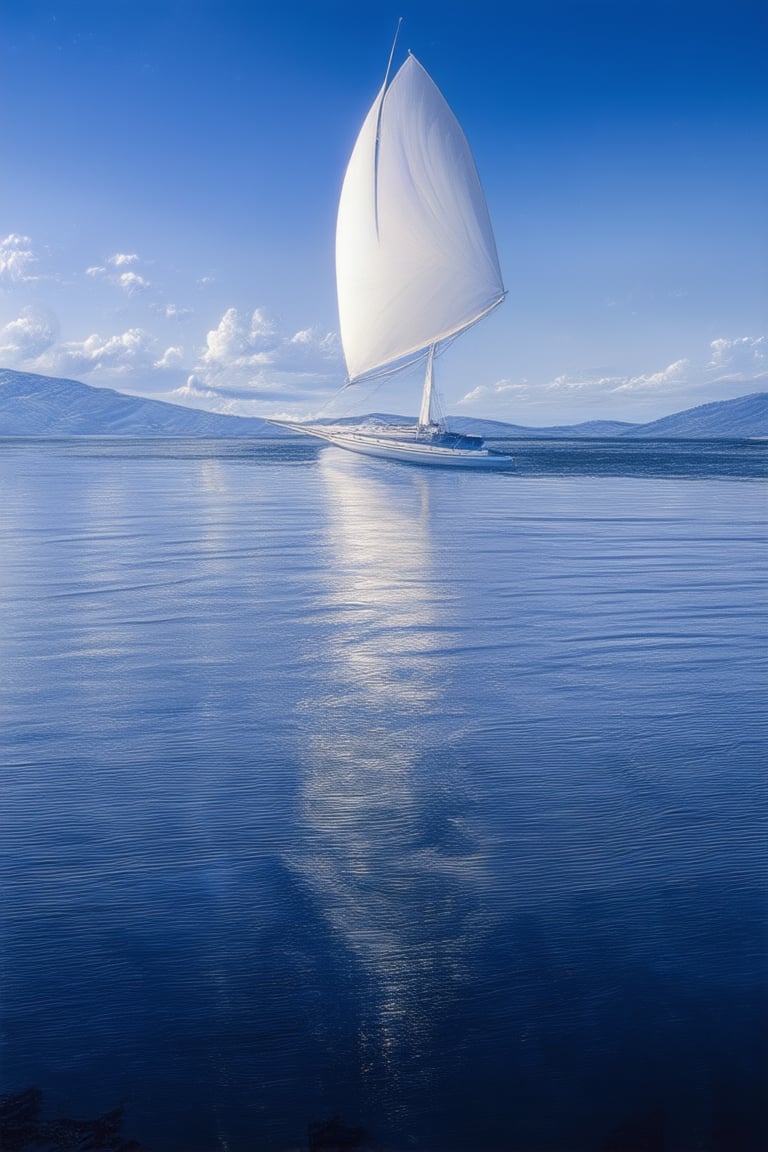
<box><xmin>0</xmin><ymin>0</ymin><xmax>765</xmax><ymax>424</ymax></box>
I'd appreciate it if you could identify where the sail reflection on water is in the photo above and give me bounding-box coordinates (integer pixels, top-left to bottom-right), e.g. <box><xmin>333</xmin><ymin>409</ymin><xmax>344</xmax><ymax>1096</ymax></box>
<box><xmin>288</xmin><ymin>450</ymin><xmax>486</xmax><ymax>1112</ymax></box>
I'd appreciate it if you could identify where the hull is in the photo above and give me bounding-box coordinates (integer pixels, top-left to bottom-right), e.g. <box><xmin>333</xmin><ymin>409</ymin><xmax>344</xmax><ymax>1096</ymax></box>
<box><xmin>267</xmin><ymin>422</ymin><xmax>513</xmax><ymax>470</ymax></box>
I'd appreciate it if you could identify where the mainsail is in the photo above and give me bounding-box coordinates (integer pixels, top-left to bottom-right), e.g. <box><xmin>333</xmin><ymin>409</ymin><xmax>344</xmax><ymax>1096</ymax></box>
<box><xmin>336</xmin><ymin>54</ymin><xmax>505</xmax><ymax>385</ymax></box>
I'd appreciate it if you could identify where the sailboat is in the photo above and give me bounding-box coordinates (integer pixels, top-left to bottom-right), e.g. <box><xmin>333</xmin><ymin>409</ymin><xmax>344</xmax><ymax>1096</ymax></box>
<box><xmin>271</xmin><ymin>30</ymin><xmax>512</xmax><ymax>469</ymax></box>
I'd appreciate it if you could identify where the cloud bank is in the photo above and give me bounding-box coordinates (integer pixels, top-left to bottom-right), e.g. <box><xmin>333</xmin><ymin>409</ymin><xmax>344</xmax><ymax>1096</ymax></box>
<box><xmin>0</xmin><ymin>307</ymin><xmax>182</xmax><ymax>382</ymax></box>
<box><xmin>458</xmin><ymin>337</ymin><xmax>767</xmax><ymax>419</ymax></box>
<box><xmin>0</xmin><ymin>295</ymin><xmax>343</xmax><ymax>417</ymax></box>
<box><xmin>171</xmin><ymin>307</ymin><xmax>343</xmax><ymax>414</ymax></box>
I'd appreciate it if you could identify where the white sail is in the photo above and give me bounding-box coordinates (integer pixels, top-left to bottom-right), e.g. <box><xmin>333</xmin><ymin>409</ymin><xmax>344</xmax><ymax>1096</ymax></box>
<box><xmin>336</xmin><ymin>54</ymin><xmax>505</xmax><ymax>384</ymax></box>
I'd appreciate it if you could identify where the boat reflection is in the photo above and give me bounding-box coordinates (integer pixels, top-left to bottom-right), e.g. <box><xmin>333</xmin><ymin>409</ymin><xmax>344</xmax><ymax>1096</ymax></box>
<box><xmin>290</xmin><ymin>450</ymin><xmax>485</xmax><ymax>1120</ymax></box>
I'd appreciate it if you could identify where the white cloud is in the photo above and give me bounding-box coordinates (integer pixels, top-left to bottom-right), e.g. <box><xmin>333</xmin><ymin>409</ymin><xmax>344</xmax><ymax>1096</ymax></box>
<box><xmin>174</xmin><ymin>375</ymin><xmax>221</xmax><ymax>401</ymax></box>
<box><xmin>161</xmin><ymin>303</ymin><xmax>193</xmax><ymax>320</ymax></box>
<box><xmin>165</xmin><ymin>378</ymin><xmax>336</xmax><ymax>419</ymax></box>
<box><xmin>546</xmin><ymin>373</ymin><xmax>612</xmax><ymax>392</ymax></box>
<box><xmin>202</xmin><ymin>307</ymin><xmax>277</xmax><ymax>368</ymax></box>
<box><xmin>454</xmin><ymin>335</ymin><xmax>767</xmax><ymax>422</ymax></box>
<box><xmin>495</xmin><ymin>380</ymin><xmax>530</xmax><ymax>395</ymax></box>
<box><xmin>159</xmin><ymin>309</ymin><xmax>343</xmax><ymax>417</ymax></box>
<box><xmin>0</xmin><ymin>293</ymin><xmax>341</xmax><ymax>414</ymax></box>
<box><xmin>458</xmin><ymin>385</ymin><xmax>490</xmax><ymax>406</ymax></box>
<box><xmin>41</xmin><ymin>328</ymin><xmax>157</xmax><ymax>376</ymax></box>
<box><xmin>537</xmin><ymin>341</ymin><xmax>766</xmax><ymax>402</ymax></box>
<box><xmin>167</xmin><ymin>375</ymin><xmax>250</xmax><ymax>413</ymax></box>
<box><xmin>29</xmin><ymin>327</ymin><xmax>180</xmax><ymax>381</ymax></box>
<box><xmin>190</xmin><ymin>307</ymin><xmax>343</xmax><ymax>408</ymax></box>
<box><xmin>610</xmin><ymin>359</ymin><xmax>690</xmax><ymax>394</ymax></box>
<box><xmin>707</xmin><ymin>336</ymin><xmax>766</xmax><ymax>375</ymax></box>
<box><xmin>458</xmin><ymin>380</ymin><xmax>531</xmax><ymax>406</ymax></box>
<box><xmin>0</xmin><ymin>294</ymin><xmax>188</xmax><ymax>387</ymax></box>
<box><xmin>154</xmin><ymin>345</ymin><xmax>184</xmax><ymax>370</ymax></box>
<box><xmin>0</xmin><ymin>308</ymin><xmax>57</xmax><ymax>360</ymax></box>
<box><xmin>0</xmin><ymin>234</ymin><xmax>38</xmax><ymax>284</ymax></box>
<box><xmin>85</xmin><ymin>254</ymin><xmax>150</xmax><ymax>292</ymax></box>
<box><xmin>117</xmin><ymin>271</ymin><xmax>150</xmax><ymax>293</ymax></box>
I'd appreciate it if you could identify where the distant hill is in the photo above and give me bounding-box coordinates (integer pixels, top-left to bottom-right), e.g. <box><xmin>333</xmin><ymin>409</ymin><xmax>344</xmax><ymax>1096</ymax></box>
<box><xmin>313</xmin><ymin>412</ymin><xmax>639</xmax><ymax>438</ymax></box>
<box><xmin>448</xmin><ymin>396</ymin><xmax>768</xmax><ymax>439</ymax></box>
<box><xmin>0</xmin><ymin>368</ymin><xmax>284</xmax><ymax>437</ymax></box>
<box><xmin>448</xmin><ymin>416</ymin><xmax>638</xmax><ymax>438</ymax></box>
<box><xmin>313</xmin><ymin>398</ymin><xmax>768</xmax><ymax>439</ymax></box>
<box><xmin>615</xmin><ymin>391</ymin><xmax>768</xmax><ymax>439</ymax></box>
<box><xmin>0</xmin><ymin>367</ymin><xmax>766</xmax><ymax>440</ymax></box>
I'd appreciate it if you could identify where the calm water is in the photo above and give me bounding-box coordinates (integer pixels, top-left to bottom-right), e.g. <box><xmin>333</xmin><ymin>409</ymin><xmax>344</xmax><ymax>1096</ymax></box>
<box><xmin>0</xmin><ymin>438</ymin><xmax>766</xmax><ymax>1151</ymax></box>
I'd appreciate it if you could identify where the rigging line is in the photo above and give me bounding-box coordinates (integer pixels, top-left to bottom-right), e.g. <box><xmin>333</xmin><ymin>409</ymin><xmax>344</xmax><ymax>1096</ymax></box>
<box><xmin>308</xmin><ymin>362</ymin><xmax>395</xmax><ymax>421</ymax></box>
<box><xmin>284</xmin><ymin>363</ymin><xmax>362</xmax><ymax>421</ymax></box>
<box><xmin>344</xmin><ymin>346</ymin><xmax>432</xmax><ymax>388</ymax></box>
<box><xmin>309</xmin><ymin>379</ymin><xmax>360</xmax><ymax>419</ymax></box>
<box><xmin>344</xmin><ymin>291</ymin><xmax>507</xmax><ymax>388</ymax></box>
<box><xmin>373</xmin><ymin>16</ymin><xmax>403</xmax><ymax>239</ymax></box>
<box><xmin>354</xmin><ymin>374</ymin><xmax>395</xmax><ymax>412</ymax></box>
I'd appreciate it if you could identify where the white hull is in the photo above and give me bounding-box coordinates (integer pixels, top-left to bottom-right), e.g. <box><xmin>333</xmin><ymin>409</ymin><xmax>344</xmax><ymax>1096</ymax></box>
<box><xmin>268</xmin><ymin>422</ymin><xmax>513</xmax><ymax>470</ymax></box>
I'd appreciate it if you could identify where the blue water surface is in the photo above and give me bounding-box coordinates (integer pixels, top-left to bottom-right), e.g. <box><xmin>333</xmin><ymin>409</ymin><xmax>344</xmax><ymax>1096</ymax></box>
<box><xmin>0</xmin><ymin>438</ymin><xmax>765</xmax><ymax>1151</ymax></box>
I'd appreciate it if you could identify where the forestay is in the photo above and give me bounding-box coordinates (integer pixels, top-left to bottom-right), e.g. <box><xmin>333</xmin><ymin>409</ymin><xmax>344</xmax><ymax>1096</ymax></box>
<box><xmin>336</xmin><ymin>54</ymin><xmax>505</xmax><ymax>384</ymax></box>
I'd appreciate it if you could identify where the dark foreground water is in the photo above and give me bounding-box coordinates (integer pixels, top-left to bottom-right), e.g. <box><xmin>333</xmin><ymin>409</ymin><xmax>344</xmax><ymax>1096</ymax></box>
<box><xmin>0</xmin><ymin>438</ymin><xmax>765</xmax><ymax>1152</ymax></box>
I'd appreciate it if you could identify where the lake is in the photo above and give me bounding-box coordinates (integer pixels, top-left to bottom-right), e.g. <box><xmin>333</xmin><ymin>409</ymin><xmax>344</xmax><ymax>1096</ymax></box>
<box><xmin>0</xmin><ymin>437</ymin><xmax>765</xmax><ymax>1151</ymax></box>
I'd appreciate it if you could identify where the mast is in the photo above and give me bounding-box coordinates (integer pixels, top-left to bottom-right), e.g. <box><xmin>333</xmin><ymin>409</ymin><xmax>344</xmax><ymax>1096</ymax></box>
<box><xmin>417</xmin><ymin>344</ymin><xmax>437</xmax><ymax>431</ymax></box>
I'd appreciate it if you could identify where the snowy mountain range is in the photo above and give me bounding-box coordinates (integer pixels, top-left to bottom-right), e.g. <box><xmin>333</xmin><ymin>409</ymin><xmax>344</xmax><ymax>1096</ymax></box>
<box><xmin>1</xmin><ymin>368</ymin><xmax>766</xmax><ymax>439</ymax></box>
